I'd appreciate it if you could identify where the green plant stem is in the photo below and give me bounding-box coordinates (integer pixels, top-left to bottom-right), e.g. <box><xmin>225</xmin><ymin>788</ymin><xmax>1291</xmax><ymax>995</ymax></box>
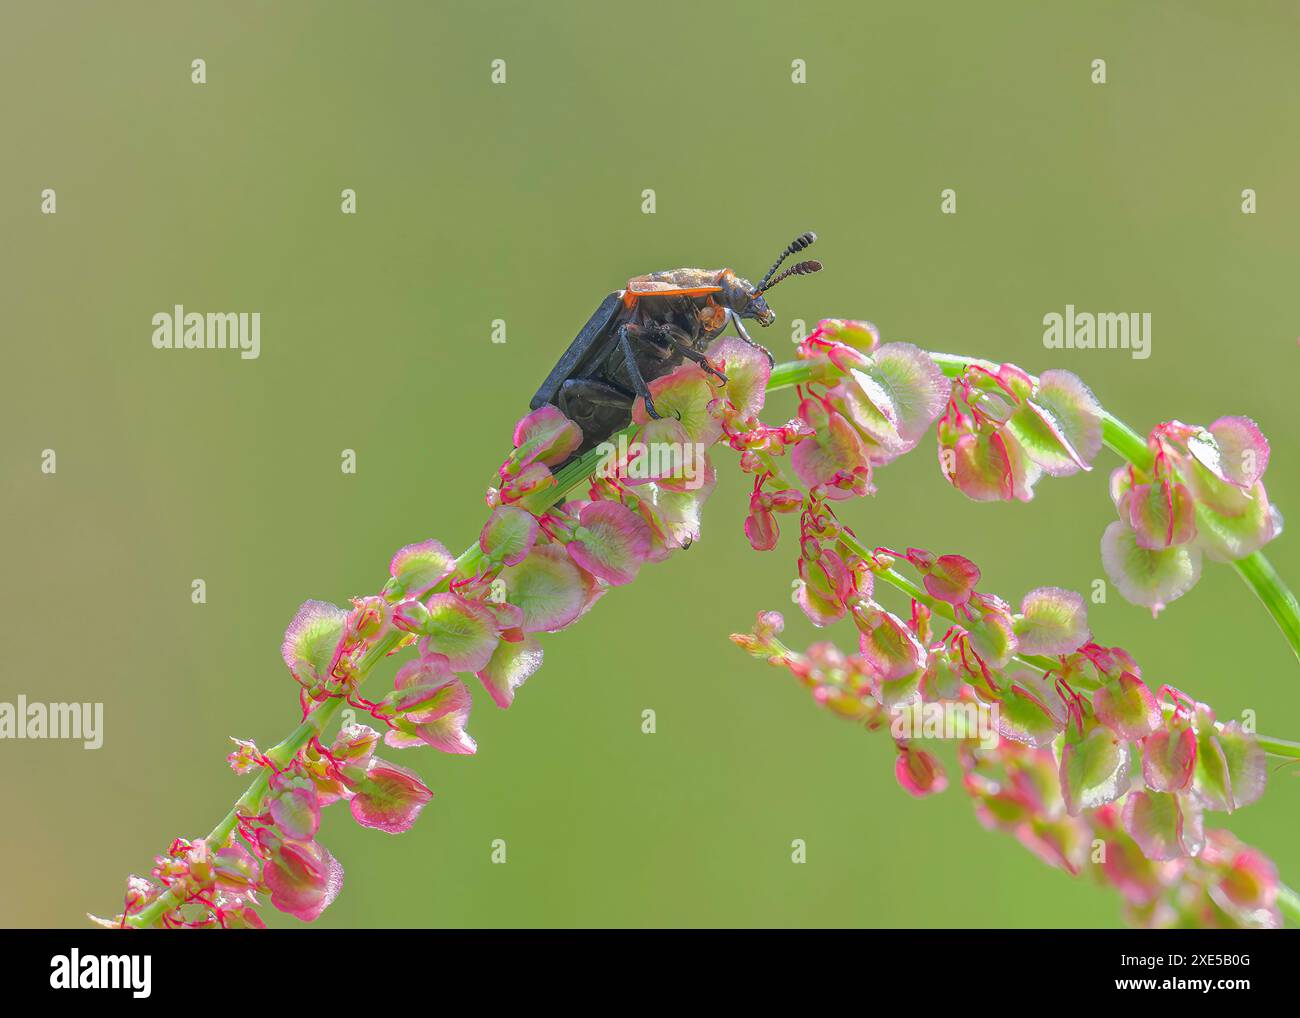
<box><xmin>128</xmin><ymin>350</ymin><xmax>1300</xmax><ymax>927</ymax></box>
<box><xmin>773</xmin><ymin>353</ymin><xmax>1300</xmax><ymax>664</ymax></box>
<box><xmin>1233</xmin><ymin>553</ymin><xmax>1300</xmax><ymax>668</ymax></box>
<box><xmin>1280</xmin><ymin>885</ymin><xmax>1300</xmax><ymax>926</ymax></box>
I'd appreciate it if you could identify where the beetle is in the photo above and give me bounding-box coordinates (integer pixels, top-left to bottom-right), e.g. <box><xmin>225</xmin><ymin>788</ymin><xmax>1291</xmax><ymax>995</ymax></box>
<box><xmin>530</xmin><ymin>231</ymin><xmax>822</xmax><ymax>455</ymax></box>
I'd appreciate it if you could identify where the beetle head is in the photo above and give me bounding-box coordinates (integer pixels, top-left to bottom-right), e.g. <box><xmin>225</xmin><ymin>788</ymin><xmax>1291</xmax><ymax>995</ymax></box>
<box><xmin>740</xmin><ymin>231</ymin><xmax>822</xmax><ymax>326</ymax></box>
<box><xmin>719</xmin><ymin>272</ymin><xmax>777</xmax><ymax>327</ymax></box>
<box><xmin>746</xmin><ymin>291</ymin><xmax>777</xmax><ymax>327</ymax></box>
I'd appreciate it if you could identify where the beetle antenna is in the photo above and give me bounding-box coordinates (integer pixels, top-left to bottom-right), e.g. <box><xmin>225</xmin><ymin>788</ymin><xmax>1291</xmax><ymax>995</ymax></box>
<box><xmin>755</xmin><ymin>259</ymin><xmax>822</xmax><ymax>295</ymax></box>
<box><xmin>755</xmin><ymin>231</ymin><xmax>817</xmax><ymax>291</ymax></box>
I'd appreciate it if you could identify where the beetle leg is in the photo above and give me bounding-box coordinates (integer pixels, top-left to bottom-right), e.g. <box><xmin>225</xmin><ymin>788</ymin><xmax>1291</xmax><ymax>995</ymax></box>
<box><xmin>554</xmin><ymin>377</ymin><xmax>635</xmax><ymax>458</ymax></box>
<box><xmin>616</xmin><ymin>323</ymin><xmax>662</xmax><ymax>419</ymax></box>
<box><xmin>652</xmin><ymin>323</ymin><xmax>728</xmax><ymax>384</ymax></box>
<box><xmin>728</xmin><ymin>311</ymin><xmax>776</xmax><ymax>369</ymax></box>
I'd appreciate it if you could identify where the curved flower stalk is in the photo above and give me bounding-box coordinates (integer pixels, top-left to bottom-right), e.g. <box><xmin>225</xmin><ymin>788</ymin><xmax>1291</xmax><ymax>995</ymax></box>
<box><xmin>927</xmin><ymin>351</ymin><xmax>1282</xmax><ymax>616</ymax></box>
<box><xmin>733</xmin><ymin>585</ymin><xmax>1281</xmax><ymax>927</ymax></box>
<box><xmin>103</xmin><ymin>344</ymin><xmax>740</xmax><ymax>929</ymax></box>
<box><xmin>921</xmin><ymin>353</ymin><xmax>1294</xmax><ymax>650</ymax></box>
<box><xmin>101</xmin><ymin>318</ymin><xmax>1299</xmax><ymax>929</ymax></box>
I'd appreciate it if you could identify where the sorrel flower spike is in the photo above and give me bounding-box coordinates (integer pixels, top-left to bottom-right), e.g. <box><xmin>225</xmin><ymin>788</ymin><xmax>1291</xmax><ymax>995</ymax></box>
<box><xmin>104</xmin><ymin>321</ymin><xmax>1300</xmax><ymax>930</ymax></box>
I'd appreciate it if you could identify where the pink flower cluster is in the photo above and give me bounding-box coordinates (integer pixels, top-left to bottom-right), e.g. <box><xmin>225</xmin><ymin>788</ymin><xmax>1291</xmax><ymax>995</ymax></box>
<box><xmin>937</xmin><ymin>361</ymin><xmax>1103</xmax><ymax>502</ymax></box>
<box><xmin>1102</xmin><ymin>418</ymin><xmax>1281</xmax><ymax>613</ymax></box>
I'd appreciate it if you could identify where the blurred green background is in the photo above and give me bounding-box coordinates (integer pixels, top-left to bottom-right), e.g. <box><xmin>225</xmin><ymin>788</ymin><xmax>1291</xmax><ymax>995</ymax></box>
<box><xmin>3</xmin><ymin>0</ymin><xmax>1297</xmax><ymax>928</ymax></box>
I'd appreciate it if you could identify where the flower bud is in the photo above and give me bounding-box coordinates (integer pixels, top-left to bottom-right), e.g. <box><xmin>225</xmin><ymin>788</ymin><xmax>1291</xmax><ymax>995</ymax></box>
<box><xmin>392</xmin><ymin>599</ymin><xmax>431</xmax><ymax>633</ymax></box>
<box><xmin>895</xmin><ymin>747</ymin><xmax>947</xmax><ymax>797</ymax></box>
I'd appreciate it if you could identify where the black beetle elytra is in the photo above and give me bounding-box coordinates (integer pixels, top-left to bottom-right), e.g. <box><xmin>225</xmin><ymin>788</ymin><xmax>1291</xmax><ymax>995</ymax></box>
<box><xmin>531</xmin><ymin>232</ymin><xmax>823</xmax><ymax>455</ymax></box>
